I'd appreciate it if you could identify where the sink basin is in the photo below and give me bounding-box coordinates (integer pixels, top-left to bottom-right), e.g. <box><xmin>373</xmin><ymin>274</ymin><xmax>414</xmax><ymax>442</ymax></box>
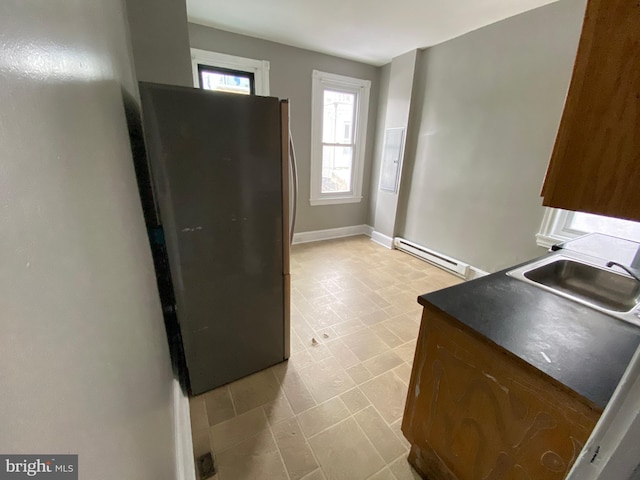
<box><xmin>524</xmin><ymin>259</ymin><xmax>640</xmax><ymax>312</ymax></box>
<box><xmin>507</xmin><ymin>254</ymin><xmax>640</xmax><ymax>325</ymax></box>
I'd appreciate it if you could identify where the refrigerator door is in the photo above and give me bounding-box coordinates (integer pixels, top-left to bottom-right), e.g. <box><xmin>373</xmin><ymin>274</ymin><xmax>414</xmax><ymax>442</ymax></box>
<box><xmin>139</xmin><ymin>82</ymin><xmax>286</xmax><ymax>395</ymax></box>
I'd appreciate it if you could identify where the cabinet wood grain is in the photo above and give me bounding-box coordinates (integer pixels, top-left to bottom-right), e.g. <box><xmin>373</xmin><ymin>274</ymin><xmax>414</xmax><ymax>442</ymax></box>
<box><xmin>402</xmin><ymin>303</ymin><xmax>600</xmax><ymax>480</ymax></box>
<box><xmin>542</xmin><ymin>0</ymin><xmax>640</xmax><ymax>220</ymax></box>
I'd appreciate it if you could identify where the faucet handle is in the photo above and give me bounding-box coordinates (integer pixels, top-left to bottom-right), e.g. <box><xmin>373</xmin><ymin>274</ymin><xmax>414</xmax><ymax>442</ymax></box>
<box><xmin>607</xmin><ymin>261</ymin><xmax>640</xmax><ymax>282</ymax></box>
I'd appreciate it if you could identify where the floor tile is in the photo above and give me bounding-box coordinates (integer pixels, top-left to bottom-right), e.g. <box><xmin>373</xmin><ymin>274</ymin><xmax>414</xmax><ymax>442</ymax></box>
<box><xmin>394</xmin><ymin>341</ymin><xmax>417</xmax><ymax>365</ymax></box>
<box><xmin>354</xmin><ymin>406</ymin><xmax>407</xmax><ymax>462</ymax></box>
<box><xmin>392</xmin><ymin>363</ymin><xmax>412</xmax><ymax>386</ymax></box>
<box><xmin>339</xmin><ymin>387</ymin><xmax>370</xmax><ymax>413</ymax></box>
<box><xmin>308</xmin><ymin>417</ymin><xmax>385</xmax><ymax>480</ymax></box>
<box><xmin>288</xmin><ymin>349</ymin><xmax>316</xmax><ymax>371</ymax></box>
<box><xmin>277</xmin><ymin>365</ymin><xmax>317</xmax><ymax>414</ymax></box>
<box><xmin>346</xmin><ymin>363</ymin><xmax>373</xmax><ymax>385</ymax></box>
<box><xmin>228</xmin><ymin>368</ymin><xmax>280</xmax><ymax>415</ymax></box>
<box><xmin>329</xmin><ymin>301</ymin><xmax>360</xmax><ymax>322</ymax></box>
<box><xmin>297</xmin><ymin>282</ymin><xmax>333</xmax><ymax>301</ymax></box>
<box><xmin>301</xmin><ymin>469</ymin><xmax>326</xmax><ymax>480</ymax></box>
<box><xmin>363</xmin><ymin>350</ymin><xmax>404</xmax><ymax>377</ymax></box>
<box><xmin>342</xmin><ymin>329</ymin><xmax>390</xmax><ymax>362</ymax></box>
<box><xmin>359</xmin><ymin>371</ymin><xmax>408</xmax><ymax>424</ymax></box>
<box><xmin>305</xmin><ymin>305</ymin><xmax>344</xmax><ymax>328</ymax></box>
<box><xmin>368</xmin><ymin>468</ymin><xmax>396</xmax><ymax>480</ymax></box>
<box><xmin>325</xmin><ymin>338</ymin><xmax>360</xmax><ymax>369</ymax></box>
<box><xmin>300</xmin><ymin>356</ymin><xmax>355</xmax><ymax>404</ymax></box>
<box><xmin>370</xmin><ymin>324</ymin><xmax>405</xmax><ymax>348</ymax></box>
<box><xmin>215</xmin><ymin>428</ymin><xmax>288</xmax><ymax>480</ymax></box>
<box><xmin>189</xmin><ymin>396</ymin><xmax>211</xmax><ymax>458</ymax></box>
<box><xmin>390</xmin><ymin>419</ymin><xmax>411</xmax><ymax>448</ymax></box>
<box><xmin>308</xmin><ymin>343</ymin><xmax>334</xmax><ymax>362</ymax></box>
<box><xmin>297</xmin><ymin>397</ymin><xmax>350</xmax><ymax>438</ymax></box>
<box><xmin>272</xmin><ymin>417</ymin><xmax>318</xmax><ymax>479</ymax></box>
<box><xmin>383</xmin><ymin>315</ymin><xmax>420</xmax><ymax>343</ymax></box>
<box><xmin>359</xmin><ymin>309</ymin><xmax>391</xmax><ymax>326</ymax></box>
<box><xmin>263</xmin><ymin>392</ymin><xmax>294</xmax><ymax>426</ymax></box>
<box><xmin>203</xmin><ymin>386</ymin><xmax>235</xmax><ymax>426</ymax></box>
<box><xmin>210</xmin><ymin>407</ymin><xmax>269</xmax><ymax>453</ymax></box>
<box><xmin>330</xmin><ymin>319</ymin><xmax>366</xmax><ymax>337</ymax></box>
<box><xmin>389</xmin><ymin>456</ymin><xmax>422</xmax><ymax>480</ymax></box>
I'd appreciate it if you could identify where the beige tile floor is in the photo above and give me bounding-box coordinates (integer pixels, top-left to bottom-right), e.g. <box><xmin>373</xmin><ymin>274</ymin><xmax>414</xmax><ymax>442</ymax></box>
<box><xmin>189</xmin><ymin>235</ymin><xmax>462</xmax><ymax>480</ymax></box>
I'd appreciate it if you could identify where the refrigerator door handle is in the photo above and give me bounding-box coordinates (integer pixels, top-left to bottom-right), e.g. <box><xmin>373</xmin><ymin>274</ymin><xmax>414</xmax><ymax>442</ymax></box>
<box><xmin>289</xmin><ymin>132</ymin><xmax>298</xmax><ymax>246</ymax></box>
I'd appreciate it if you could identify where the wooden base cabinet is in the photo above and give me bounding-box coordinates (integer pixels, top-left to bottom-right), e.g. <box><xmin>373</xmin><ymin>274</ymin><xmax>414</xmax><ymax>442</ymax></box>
<box><xmin>402</xmin><ymin>303</ymin><xmax>600</xmax><ymax>480</ymax></box>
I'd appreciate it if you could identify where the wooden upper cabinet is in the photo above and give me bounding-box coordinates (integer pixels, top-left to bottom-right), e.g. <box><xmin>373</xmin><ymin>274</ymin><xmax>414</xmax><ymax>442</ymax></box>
<box><xmin>542</xmin><ymin>0</ymin><xmax>640</xmax><ymax>220</ymax></box>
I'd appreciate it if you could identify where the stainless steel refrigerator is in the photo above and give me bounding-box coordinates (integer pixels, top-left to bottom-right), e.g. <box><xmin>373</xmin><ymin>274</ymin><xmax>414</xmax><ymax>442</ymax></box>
<box><xmin>138</xmin><ymin>82</ymin><xmax>293</xmax><ymax>396</ymax></box>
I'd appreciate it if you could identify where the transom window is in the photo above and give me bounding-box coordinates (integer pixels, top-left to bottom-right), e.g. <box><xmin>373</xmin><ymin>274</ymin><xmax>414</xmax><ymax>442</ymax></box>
<box><xmin>310</xmin><ymin>70</ymin><xmax>370</xmax><ymax>206</ymax></box>
<box><xmin>190</xmin><ymin>49</ymin><xmax>270</xmax><ymax>96</ymax></box>
<box><xmin>198</xmin><ymin>65</ymin><xmax>254</xmax><ymax>95</ymax></box>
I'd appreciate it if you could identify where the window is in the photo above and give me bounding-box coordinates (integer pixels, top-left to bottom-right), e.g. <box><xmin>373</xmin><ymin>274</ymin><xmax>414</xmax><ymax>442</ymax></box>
<box><xmin>198</xmin><ymin>64</ymin><xmax>254</xmax><ymax>95</ymax></box>
<box><xmin>190</xmin><ymin>49</ymin><xmax>270</xmax><ymax>96</ymax></box>
<box><xmin>310</xmin><ymin>70</ymin><xmax>370</xmax><ymax>205</ymax></box>
<box><xmin>537</xmin><ymin>208</ymin><xmax>640</xmax><ymax>247</ymax></box>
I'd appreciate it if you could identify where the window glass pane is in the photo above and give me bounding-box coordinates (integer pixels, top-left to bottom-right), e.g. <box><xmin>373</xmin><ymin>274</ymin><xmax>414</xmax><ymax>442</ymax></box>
<box><xmin>568</xmin><ymin>212</ymin><xmax>640</xmax><ymax>242</ymax></box>
<box><xmin>321</xmin><ymin>145</ymin><xmax>353</xmax><ymax>193</ymax></box>
<box><xmin>323</xmin><ymin>90</ymin><xmax>355</xmax><ymax>144</ymax></box>
<box><xmin>200</xmin><ymin>70</ymin><xmax>252</xmax><ymax>95</ymax></box>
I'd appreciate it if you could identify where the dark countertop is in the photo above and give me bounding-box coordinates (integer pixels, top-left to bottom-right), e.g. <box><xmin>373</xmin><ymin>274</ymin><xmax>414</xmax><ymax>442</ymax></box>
<box><xmin>419</xmin><ymin>249</ymin><xmax>640</xmax><ymax>411</ymax></box>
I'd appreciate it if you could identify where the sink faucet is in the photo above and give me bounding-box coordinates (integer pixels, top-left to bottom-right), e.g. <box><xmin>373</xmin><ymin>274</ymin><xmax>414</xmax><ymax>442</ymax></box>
<box><xmin>607</xmin><ymin>261</ymin><xmax>640</xmax><ymax>282</ymax></box>
<box><xmin>607</xmin><ymin>245</ymin><xmax>640</xmax><ymax>282</ymax></box>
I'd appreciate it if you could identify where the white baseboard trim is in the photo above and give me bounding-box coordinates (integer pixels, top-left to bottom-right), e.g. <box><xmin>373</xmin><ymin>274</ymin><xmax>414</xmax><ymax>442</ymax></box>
<box><xmin>370</xmin><ymin>230</ymin><xmax>394</xmax><ymax>249</ymax></box>
<box><xmin>292</xmin><ymin>224</ymin><xmax>370</xmax><ymax>245</ymax></box>
<box><xmin>173</xmin><ymin>379</ymin><xmax>196</xmax><ymax>480</ymax></box>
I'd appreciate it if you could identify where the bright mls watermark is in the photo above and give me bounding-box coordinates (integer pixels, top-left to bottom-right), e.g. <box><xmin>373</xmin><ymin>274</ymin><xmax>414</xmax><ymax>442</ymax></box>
<box><xmin>0</xmin><ymin>456</ymin><xmax>77</xmax><ymax>479</ymax></box>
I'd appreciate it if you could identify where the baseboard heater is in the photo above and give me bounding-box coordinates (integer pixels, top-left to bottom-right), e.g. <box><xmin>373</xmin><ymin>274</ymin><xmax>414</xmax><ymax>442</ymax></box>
<box><xmin>393</xmin><ymin>237</ymin><xmax>469</xmax><ymax>278</ymax></box>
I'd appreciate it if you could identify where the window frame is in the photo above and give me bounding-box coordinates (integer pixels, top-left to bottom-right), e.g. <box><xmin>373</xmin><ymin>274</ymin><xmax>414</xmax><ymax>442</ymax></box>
<box><xmin>197</xmin><ymin>64</ymin><xmax>255</xmax><ymax>95</ymax></box>
<box><xmin>310</xmin><ymin>70</ymin><xmax>371</xmax><ymax>206</ymax></box>
<box><xmin>536</xmin><ymin>208</ymin><xmax>582</xmax><ymax>248</ymax></box>
<box><xmin>537</xmin><ymin>208</ymin><xmax>640</xmax><ymax>247</ymax></box>
<box><xmin>190</xmin><ymin>49</ymin><xmax>270</xmax><ymax>96</ymax></box>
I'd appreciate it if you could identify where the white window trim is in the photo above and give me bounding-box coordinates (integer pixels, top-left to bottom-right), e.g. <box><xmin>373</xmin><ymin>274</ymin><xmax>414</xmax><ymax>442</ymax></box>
<box><xmin>190</xmin><ymin>48</ymin><xmax>270</xmax><ymax>96</ymax></box>
<box><xmin>536</xmin><ymin>208</ymin><xmax>599</xmax><ymax>248</ymax></box>
<box><xmin>310</xmin><ymin>70</ymin><xmax>370</xmax><ymax>206</ymax></box>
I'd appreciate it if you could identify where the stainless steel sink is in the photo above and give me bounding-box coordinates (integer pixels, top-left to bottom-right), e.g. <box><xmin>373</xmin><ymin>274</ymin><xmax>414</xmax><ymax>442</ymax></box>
<box><xmin>507</xmin><ymin>254</ymin><xmax>640</xmax><ymax>325</ymax></box>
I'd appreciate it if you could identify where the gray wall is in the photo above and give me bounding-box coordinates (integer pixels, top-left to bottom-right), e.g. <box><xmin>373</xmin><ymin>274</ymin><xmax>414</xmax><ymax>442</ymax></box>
<box><xmin>396</xmin><ymin>0</ymin><xmax>587</xmax><ymax>272</ymax></box>
<box><xmin>372</xmin><ymin>50</ymin><xmax>419</xmax><ymax>239</ymax></box>
<box><xmin>0</xmin><ymin>1</ymin><xmax>177</xmax><ymax>478</ymax></box>
<box><xmin>125</xmin><ymin>0</ymin><xmax>193</xmax><ymax>86</ymax></box>
<box><xmin>367</xmin><ymin>64</ymin><xmax>391</xmax><ymax>226</ymax></box>
<box><xmin>189</xmin><ymin>24</ymin><xmax>380</xmax><ymax>233</ymax></box>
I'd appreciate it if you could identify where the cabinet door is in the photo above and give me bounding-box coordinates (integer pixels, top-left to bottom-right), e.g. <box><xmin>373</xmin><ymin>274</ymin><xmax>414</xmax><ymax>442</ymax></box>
<box><xmin>402</xmin><ymin>305</ymin><xmax>599</xmax><ymax>480</ymax></box>
<box><xmin>542</xmin><ymin>0</ymin><xmax>640</xmax><ymax>220</ymax></box>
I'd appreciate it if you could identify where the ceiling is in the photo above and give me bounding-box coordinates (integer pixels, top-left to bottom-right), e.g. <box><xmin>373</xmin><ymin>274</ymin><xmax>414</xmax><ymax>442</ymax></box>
<box><xmin>187</xmin><ymin>0</ymin><xmax>560</xmax><ymax>66</ymax></box>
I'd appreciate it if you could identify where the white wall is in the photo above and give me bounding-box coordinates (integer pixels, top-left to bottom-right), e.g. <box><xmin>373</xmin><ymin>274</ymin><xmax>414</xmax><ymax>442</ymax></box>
<box><xmin>390</xmin><ymin>0</ymin><xmax>587</xmax><ymax>272</ymax></box>
<box><xmin>0</xmin><ymin>1</ymin><xmax>177</xmax><ymax>478</ymax></box>
<box><xmin>188</xmin><ymin>24</ymin><xmax>380</xmax><ymax>233</ymax></box>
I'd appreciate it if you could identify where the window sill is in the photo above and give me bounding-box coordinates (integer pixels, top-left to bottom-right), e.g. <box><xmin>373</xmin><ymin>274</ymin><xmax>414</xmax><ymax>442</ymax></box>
<box><xmin>309</xmin><ymin>196</ymin><xmax>363</xmax><ymax>206</ymax></box>
<box><xmin>535</xmin><ymin>232</ymin><xmax>571</xmax><ymax>249</ymax></box>
<box><xmin>536</xmin><ymin>208</ymin><xmax>576</xmax><ymax>249</ymax></box>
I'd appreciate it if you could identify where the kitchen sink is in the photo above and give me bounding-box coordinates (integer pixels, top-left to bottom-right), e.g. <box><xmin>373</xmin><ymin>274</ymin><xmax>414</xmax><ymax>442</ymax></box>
<box><xmin>507</xmin><ymin>254</ymin><xmax>640</xmax><ymax>325</ymax></box>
